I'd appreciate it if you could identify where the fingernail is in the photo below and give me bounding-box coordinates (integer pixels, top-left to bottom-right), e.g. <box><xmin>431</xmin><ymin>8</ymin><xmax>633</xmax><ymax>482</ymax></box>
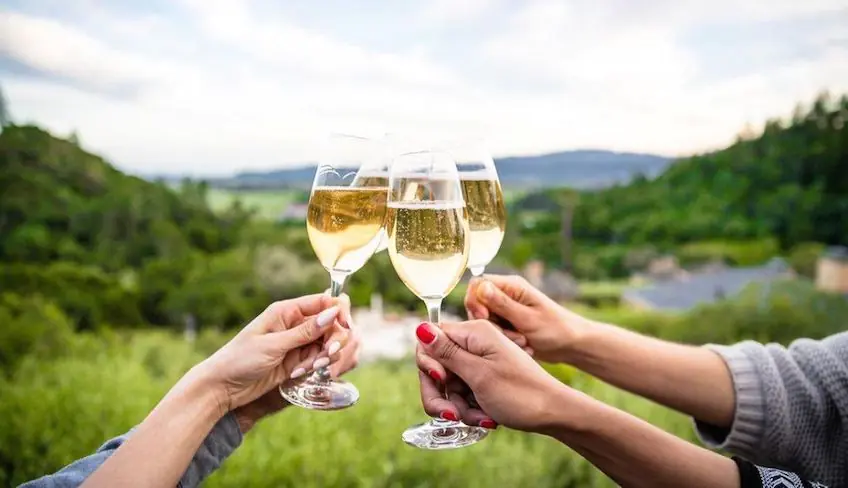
<box><xmin>479</xmin><ymin>419</ymin><xmax>498</xmax><ymax>429</ymax></box>
<box><xmin>327</xmin><ymin>341</ymin><xmax>341</xmax><ymax>356</ymax></box>
<box><xmin>290</xmin><ymin>368</ymin><xmax>306</xmax><ymax>379</ymax></box>
<box><xmin>415</xmin><ymin>322</ymin><xmax>437</xmax><ymax>345</ymax></box>
<box><xmin>313</xmin><ymin>357</ymin><xmax>330</xmax><ymax>369</ymax></box>
<box><xmin>479</xmin><ymin>281</ymin><xmax>494</xmax><ymax>300</ymax></box>
<box><xmin>466</xmin><ymin>308</ymin><xmax>475</xmax><ymax>320</ymax></box>
<box><xmin>440</xmin><ymin>411</ymin><xmax>458</xmax><ymax>421</ymax></box>
<box><xmin>428</xmin><ymin>370</ymin><xmax>442</xmax><ymax>382</ymax></box>
<box><xmin>317</xmin><ymin>306</ymin><xmax>339</xmax><ymax>328</ymax></box>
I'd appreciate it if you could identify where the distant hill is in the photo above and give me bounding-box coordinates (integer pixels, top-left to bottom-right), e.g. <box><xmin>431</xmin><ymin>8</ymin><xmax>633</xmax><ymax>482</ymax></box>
<box><xmin>570</xmin><ymin>92</ymin><xmax>848</xmax><ymax>249</ymax></box>
<box><xmin>200</xmin><ymin>150</ymin><xmax>672</xmax><ymax>190</ymax></box>
<box><xmin>0</xmin><ymin>125</ymin><xmax>253</xmax><ymax>327</ymax></box>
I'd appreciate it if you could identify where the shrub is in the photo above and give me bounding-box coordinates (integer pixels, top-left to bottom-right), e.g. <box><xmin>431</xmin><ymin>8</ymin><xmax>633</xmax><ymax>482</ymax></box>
<box><xmin>0</xmin><ymin>294</ymin><xmax>75</xmax><ymax>374</ymax></box>
<box><xmin>787</xmin><ymin>242</ymin><xmax>825</xmax><ymax>278</ymax></box>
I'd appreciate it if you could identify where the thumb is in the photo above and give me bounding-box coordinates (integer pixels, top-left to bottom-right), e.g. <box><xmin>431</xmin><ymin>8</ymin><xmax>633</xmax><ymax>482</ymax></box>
<box><xmin>267</xmin><ymin>305</ymin><xmax>340</xmax><ymax>352</ymax></box>
<box><xmin>476</xmin><ymin>277</ymin><xmax>530</xmax><ymax>325</ymax></box>
<box><xmin>415</xmin><ymin>321</ymin><xmax>489</xmax><ymax>382</ymax></box>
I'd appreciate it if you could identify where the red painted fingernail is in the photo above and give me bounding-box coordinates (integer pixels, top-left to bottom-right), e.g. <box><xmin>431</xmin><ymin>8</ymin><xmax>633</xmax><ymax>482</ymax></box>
<box><xmin>415</xmin><ymin>322</ymin><xmax>437</xmax><ymax>345</ymax></box>
<box><xmin>479</xmin><ymin>419</ymin><xmax>498</xmax><ymax>429</ymax></box>
<box><xmin>440</xmin><ymin>411</ymin><xmax>458</xmax><ymax>421</ymax></box>
<box><xmin>428</xmin><ymin>370</ymin><xmax>442</xmax><ymax>382</ymax></box>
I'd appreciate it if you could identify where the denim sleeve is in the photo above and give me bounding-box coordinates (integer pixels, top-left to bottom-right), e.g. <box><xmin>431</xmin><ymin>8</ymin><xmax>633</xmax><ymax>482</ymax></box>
<box><xmin>18</xmin><ymin>413</ymin><xmax>243</xmax><ymax>488</ymax></box>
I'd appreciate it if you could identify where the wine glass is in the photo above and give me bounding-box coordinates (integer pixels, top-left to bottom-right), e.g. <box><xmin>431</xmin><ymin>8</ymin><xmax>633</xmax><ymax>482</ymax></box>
<box><xmin>441</xmin><ymin>139</ymin><xmax>506</xmax><ymax>277</ymax></box>
<box><xmin>386</xmin><ymin>150</ymin><xmax>489</xmax><ymax>449</ymax></box>
<box><xmin>279</xmin><ymin>133</ymin><xmax>387</xmax><ymax>410</ymax></box>
<box><xmin>362</xmin><ymin>134</ymin><xmax>394</xmax><ymax>254</ymax></box>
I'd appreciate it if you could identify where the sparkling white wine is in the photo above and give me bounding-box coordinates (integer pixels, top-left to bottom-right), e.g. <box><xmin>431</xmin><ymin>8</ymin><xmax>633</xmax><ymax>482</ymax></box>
<box><xmin>387</xmin><ymin>201</ymin><xmax>469</xmax><ymax>300</ymax></box>
<box><xmin>461</xmin><ymin>177</ymin><xmax>507</xmax><ymax>275</ymax></box>
<box><xmin>306</xmin><ymin>186</ymin><xmax>387</xmax><ymax>273</ymax></box>
<box><xmin>353</xmin><ymin>174</ymin><xmax>390</xmax><ymax>253</ymax></box>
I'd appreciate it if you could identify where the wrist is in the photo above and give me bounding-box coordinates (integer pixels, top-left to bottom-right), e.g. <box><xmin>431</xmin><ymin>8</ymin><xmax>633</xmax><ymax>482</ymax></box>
<box><xmin>183</xmin><ymin>362</ymin><xmax>230</xmax><ymax>420</ymax></box>
<box><xmin>554</xmin><ymin>313</ymin><xmax>599</xmax><ymax>365</ymax></box>
<box><xmin>535</xmin><ymin>381</ymin><xmax>596</xmax><ymax>435</ymax></box>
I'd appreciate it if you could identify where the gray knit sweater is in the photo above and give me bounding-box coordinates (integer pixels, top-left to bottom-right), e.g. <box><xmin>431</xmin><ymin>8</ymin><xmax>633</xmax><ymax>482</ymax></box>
<box><xmin>695</xmin><ymin>331</ymin><xmax>848</xmax><ymax>487</ymax></box>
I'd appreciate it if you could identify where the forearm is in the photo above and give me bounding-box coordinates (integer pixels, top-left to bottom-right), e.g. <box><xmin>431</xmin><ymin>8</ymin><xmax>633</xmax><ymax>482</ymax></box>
<box><xmin>545</xmin><ymin>387</ymin><xmax>739</xmax><ymax>488</ymax></box>
<box><xmin>567</xmin><ymin>322</ymin><xmax>735</xmax><ymax>427</ymax></box>
<box><xmin>82</xmin><ymin>367</ymin><xmax>225</xmax><ymax>488</ymax></box>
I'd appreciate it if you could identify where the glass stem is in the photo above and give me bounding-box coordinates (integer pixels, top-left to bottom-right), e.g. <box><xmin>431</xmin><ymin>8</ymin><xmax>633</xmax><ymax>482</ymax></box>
<box><xmin>424</xmin><ymin>298</ymin><xmax>441</xmax><ymax>325</ymax></box>
<box><xmin>424</xmin><ymin>298</ymin><xmax>453</xmax><ymax>425</ymax></box>
<box><xmin>314</xmin><ymin>272</ymin><xmax>347</xmax><ymax>383</ymax></box>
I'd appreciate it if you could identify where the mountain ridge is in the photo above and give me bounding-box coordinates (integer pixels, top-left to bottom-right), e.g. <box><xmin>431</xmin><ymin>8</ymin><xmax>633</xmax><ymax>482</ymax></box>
<box><xmin>191</xmin><ymin>149</ymin><xmax>672</xmax><ymax>190</ymax></box>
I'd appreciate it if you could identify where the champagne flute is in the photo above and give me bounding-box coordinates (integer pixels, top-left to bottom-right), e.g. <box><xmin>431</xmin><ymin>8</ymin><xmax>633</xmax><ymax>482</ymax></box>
<box><xmin>359</xmin><ymin>134</ymin><xmax>393</xmax><ymax>254</ymax></box>
<box><xmin>386</xmin><ymin>150</ymin><xmax>489</xmax><ymax>449</ymax></box>
<box><xmin>279</xmin><ymin>133</ymin><xmax>387</xmax><ymax>410</ymax></box>
<box><xmin>443</xmin><ymin>139</ymin><xmax>507</xmax><ymax>277</ymax></box>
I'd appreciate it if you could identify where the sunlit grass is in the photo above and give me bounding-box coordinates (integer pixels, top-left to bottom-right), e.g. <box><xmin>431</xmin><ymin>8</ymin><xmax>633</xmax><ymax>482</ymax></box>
<box><xmin>1</xmin><ymin>329</ymin><xmax>694</xmax><ymax>488</ymax></box>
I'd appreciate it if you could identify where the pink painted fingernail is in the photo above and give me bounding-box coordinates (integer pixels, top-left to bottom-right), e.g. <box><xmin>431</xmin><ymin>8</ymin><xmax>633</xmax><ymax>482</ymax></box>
<box><xmin>317</xmin><ymin>306</ymin><xmax>339</xmax><ymax>328</ymax></box>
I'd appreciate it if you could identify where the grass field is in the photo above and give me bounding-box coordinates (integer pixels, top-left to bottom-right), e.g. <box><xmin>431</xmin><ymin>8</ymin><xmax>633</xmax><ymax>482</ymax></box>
<box><xmin>1</xmin><ymin>329</ymin><xmax>695</xmax><ymax>488</ymax></box>
<box><xmin>206</xmin><ymin>188</ymin><xmax>305</xmax><ymax>220</ymax></box>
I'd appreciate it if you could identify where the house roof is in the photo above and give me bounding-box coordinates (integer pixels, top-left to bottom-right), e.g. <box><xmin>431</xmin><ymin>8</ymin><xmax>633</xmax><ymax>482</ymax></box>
<box><xmin>622</xmin><ymin>261</ymin><xmax>790</xmax><ymax>312</ymax></box>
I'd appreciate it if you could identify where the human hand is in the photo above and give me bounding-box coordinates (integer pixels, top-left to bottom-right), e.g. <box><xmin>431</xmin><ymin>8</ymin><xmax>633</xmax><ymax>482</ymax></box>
<box><xmin>233</xmin><ymin>309</ymin><xmax>362</xmax><ymax>433</ymax></box>
<box><xmin>415</xmin><ymin>320</ymin><xmax>574</xmax><ymax>432</ymax></box>
<box><xmin>194</xmin><ymin>293</ymin><xmax>353</xmax><ymax>416</ymax></box>
<box><xmin>464</xmin><ymin>275</ymin><xmax>593</xmax><ymax>364</ymax></box>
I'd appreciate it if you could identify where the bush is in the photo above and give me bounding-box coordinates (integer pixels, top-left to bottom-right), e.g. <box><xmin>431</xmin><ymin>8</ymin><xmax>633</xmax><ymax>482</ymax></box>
<box><xmin>787</xmin><ymin>242</ymin><xmax>825</xmax><ymax>278</ymax></box>
<box><xmin>676</xmin><ymin>238</ymin><xmax>779</xmax><ymax>267</ymax></box>
<box><xmin>0</xmin><ymin>293</ymin><xmax>75</xmax><ymax>374</ymax></box>
<box><xmin>0</xmin><ymin>262</ymin><xmax>143</xmax><ymax>330</ymax></box>
<box><xmin>664</xmin><ymin>280</ymin><xmax>848</xmax><ymax>345</ymax></box>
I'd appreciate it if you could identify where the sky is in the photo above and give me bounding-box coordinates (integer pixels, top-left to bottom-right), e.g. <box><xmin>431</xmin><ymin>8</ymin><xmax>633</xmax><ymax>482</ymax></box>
<box><xmin>1</xmin><ymin>0</ymin><xmax>847</xmax><ymax>176</ymax></box>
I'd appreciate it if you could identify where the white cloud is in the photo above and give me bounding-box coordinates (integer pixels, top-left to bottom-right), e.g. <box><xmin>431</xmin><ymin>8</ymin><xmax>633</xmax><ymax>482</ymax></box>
<box><xmin>1</xmin><ymin>0</ymin><xmax>847</xmax><ymax>174</ymax></box>
<box><xmin>419</xmin><ymin>0</ymin><xmax>499</xmax><ymax>23</ymax></box>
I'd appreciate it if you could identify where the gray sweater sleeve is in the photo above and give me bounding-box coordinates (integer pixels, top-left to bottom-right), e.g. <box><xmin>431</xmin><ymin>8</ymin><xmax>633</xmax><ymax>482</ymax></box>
<box><xmin>693</xmin><ymin>331</ymin><xmax>848</xmax><ymax>487</ymax></box>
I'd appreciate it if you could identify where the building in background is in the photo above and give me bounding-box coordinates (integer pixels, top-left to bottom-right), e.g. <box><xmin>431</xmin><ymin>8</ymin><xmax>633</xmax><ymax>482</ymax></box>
<box><xmin>622</xmin><ymin>258</ymin><xmax>793</xmax><ymax>312</ymax></box>
<box><xmin>816</xmin><ymin>246</ymin><xmax>848</xmax><ymax>295</ymax></box>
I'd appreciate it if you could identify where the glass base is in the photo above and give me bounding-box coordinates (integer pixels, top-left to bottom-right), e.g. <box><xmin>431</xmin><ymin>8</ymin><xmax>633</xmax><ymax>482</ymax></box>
<box><xmin>402</xmin><ymin>419</ymin><xmax>489</xmax><ymax>450</ymax></box>
<box><xmin>279</xmin><ymin>373</ymin><xmax>359</xmax><ymax>411</ymax></box>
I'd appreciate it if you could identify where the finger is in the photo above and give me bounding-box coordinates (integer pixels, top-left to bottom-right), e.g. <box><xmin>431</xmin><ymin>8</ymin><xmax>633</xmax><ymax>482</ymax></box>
<box><xmin>415</xmin><ymin>343</ymin><xmax>448</xmax><ymax>384</ymax></box>
<box><xmin>415</xmin><ymin>321</ymin><xmax>499</xmax><ymax>385</ymax></box>
<box><xmin>279</xmin><ymin>292</ymin><xmax>352</xmax><ymax>330</ymax></box>
<box><xmin>285</xmin><ymin>343</ymin><xmax>321</xmax><ymax>380</ymax></box>
<box><xmin>464</xmin><ymin>278</ymin><xmax>490</xmax><ymax>321</ymax></box>
<box><xmin>330</xmin><ymin>323</ymin><xmax>361</xmax><ymax>377</ymax></box>
<box><xmin>524</xmin><ymin>346</ymin><xmax>535</xmax><ymax>356</ymax></box>
<box><xmin>289</xmin><ymin>323</ymin><xmax>348</xmax><ymax>377</ymax></box>
<box><xmin>267</xmin><ymin>305</ymin><xmax>340</xmax><ymax>352</ymax></box>
<box><xmin>503</xmin><ymin>329</ymin><xmax>528</xmax><ymax>347</ymax></box>
<box><xmin>419</xmin><ymin>370</ymin><xmax>460</xmax><ymax>421</ymax></box>
<box><xmin>475</xmin><ymin>277</ymin><xmax>531</xmax><ymax>326</ymax></box>
<box><xmin>447</xmin><ymin>390</ymin><xmax>493</xmax><ymax>428</ymax></box>
<box><xmin>321</xmin><ymin>323</ymin><xmax>351</xmax><ymax>360</ymax></box>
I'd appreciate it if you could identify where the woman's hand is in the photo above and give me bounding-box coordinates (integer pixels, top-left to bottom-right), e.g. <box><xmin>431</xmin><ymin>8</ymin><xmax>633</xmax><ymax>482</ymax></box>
<box><xmin>195</xmin><ymin>293</ymin><xmax>353</xmax><ymax>415</ymax></box>
<box><xmin>233</xmin><ymin>311</ymin><xmax>362</xmax><ymax>433</ymax></box>
<box><xmin>464</xmin><ymin>275</ymin><xmax>593</xmax><ymax>364</ymax></box>
<box><xmin>415</xmin><ymin>319</ymin><xmax>576</xmax><ymax>432</ymax></box>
